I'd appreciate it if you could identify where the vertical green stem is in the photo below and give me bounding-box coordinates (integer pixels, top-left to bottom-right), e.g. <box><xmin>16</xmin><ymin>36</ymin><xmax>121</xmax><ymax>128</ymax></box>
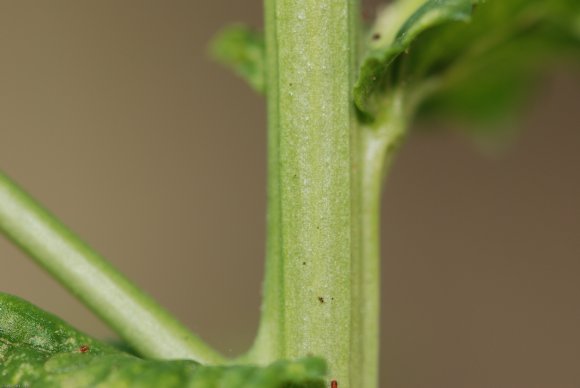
<box><xmin>277</xmin><ymin>0</ymin><xmax>352</xmax><ymax>382</ymax></box>
<box><xmin>254</xmin><ymin>0</ymin><xmax>359</xmax><ymax>385</ymax></box>
<box><xmin>353</xmin><ymin>91</ymin><xmax>407</xmax><ymax>388</ymax></box>
<box><xmin>247</xmin><ymin>0</ymin><xmax>284</xmax><ymax>364</ymax></box>
<box><xmin>253</xmin><ymin>2</ymin><xmax>408</xmax><ymax>387</ymax></box>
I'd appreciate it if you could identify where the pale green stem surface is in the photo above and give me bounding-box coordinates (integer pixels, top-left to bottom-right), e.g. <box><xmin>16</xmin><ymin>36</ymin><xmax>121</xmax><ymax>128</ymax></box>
<box><xmin>0</xmin><ymin>171</ymin><xmax>223</xmax><ymax>364</ymax></box>
<box><xmin>277</xmin><ymin>0</ymin><xmax>353</xmax><ymax>379</ymax></box>
<box><xmin>246</xmin><ymin>0</ymin><xmax>284</xmax><ymax>364</ymax></box>
<box><xmin>353</xmin><ymin>90</ymin><xmax>408</xmax><ymax>388</ymax></box>
<box><xmin>252</xmin><ymin>0</ymin><xmax>359</xmax><ymax>385</ymax></box>
<box><xmin>248</xmin><ymin>2</ymin><xmax>410</xmax><ymax>386</ymax></box>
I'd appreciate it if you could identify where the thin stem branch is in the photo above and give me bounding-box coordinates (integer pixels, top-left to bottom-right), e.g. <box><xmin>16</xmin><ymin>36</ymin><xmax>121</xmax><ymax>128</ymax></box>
<box><xmin>0</xmin><ymin>171</ymin><xmax>224</xmax><ymax>364</ymax></box>
<box><xmin>353</xmin><ymin>90</ymin><xmax>408</xmax><ymax>388</ymax></box>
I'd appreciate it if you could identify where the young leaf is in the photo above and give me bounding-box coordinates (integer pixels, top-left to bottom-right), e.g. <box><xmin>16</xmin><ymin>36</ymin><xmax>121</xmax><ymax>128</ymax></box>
<box><xmin>413</xmin><ymin>0</ymin><xmax>580</xmax><ymax>129</ymax></box>
<box><xmin>355</xmin><ymin>0</ymin><xmax>580</xmax><ymax>128</ymax></box>
<box><xmin>211</xmin><ymin>25</ymin><xmax>266</xmax><ymax>93</ymax></box>
<box><xmin>354</xmin><ymin>0</ymin><xmax>476</xmax><ymax>121</ymax></box>
<box><xmin>0</xmin><ymin>293</ymin><xmax>327</xmax><ymax>387</ymax></box>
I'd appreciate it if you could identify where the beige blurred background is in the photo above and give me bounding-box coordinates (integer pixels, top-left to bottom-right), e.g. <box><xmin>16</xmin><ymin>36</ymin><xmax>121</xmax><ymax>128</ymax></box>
<box><xmin>0</xmin><ymin>2</ymin><xmax>579</xmax><ymax>387</ymax></box>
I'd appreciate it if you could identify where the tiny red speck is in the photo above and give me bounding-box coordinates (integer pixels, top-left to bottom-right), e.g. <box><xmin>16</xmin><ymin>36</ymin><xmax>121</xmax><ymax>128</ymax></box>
<box><xmin>331</xmin><ymin>380</ymin><xmax>338</xmax><ymax>388</ymax></box>
<box><xmin>79</xmin><ymin>344</ymin><xmax>90</xmax><ymax>353</ymax></box>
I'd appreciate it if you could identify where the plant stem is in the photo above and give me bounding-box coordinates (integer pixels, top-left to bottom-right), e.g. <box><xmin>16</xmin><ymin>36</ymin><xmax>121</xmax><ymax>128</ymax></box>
<box><xmin>0</xmin><ymin>171</ymin><xmax>223</xmax><ymax>364</ymax></box>
<box><xmin>250</xmin><ymin>2</ymin><xmax>410</xmax><ymax>386</ymax></box>
<box><xmin>246</xmin><ymin>0</ymin><xmax>284</xmax><ymax>364</ymax></box>
<box><xmin>353</xmin><ymin>90</ymin><xmax>408</xmax><ymax>388</ymax></box>
<box><xmin>252</xmin><ymin>0</ymin><xmax>359</xmax><ymax>385</ymax></box>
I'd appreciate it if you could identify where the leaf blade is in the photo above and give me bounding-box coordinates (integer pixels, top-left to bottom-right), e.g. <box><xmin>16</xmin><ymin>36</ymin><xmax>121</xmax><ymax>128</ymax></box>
<box><xmin>413</xmin><ymin>0</ymin><xmax>580</xmax><ymax>130</ymax></box>
<box><xmin>0</xmin><ymin>293</ymin><xmax>326</xmax><ymax>388</ymax></box>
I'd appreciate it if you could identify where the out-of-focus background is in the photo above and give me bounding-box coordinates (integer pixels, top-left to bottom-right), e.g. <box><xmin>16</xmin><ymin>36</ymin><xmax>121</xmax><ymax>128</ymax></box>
<box><xmin>0</xmin><ymin>2</ymin><xmax>579</xmax><ymax>387</ymax></box>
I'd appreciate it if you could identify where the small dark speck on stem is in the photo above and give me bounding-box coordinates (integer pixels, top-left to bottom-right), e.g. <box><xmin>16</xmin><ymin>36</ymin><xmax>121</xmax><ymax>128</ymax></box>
<box><xmin>318</xmin><ymin>297</ymin><xmax>325</xmax><ymax>304</ymax></box>
<box><xmin>372</xmin><ymin>33</ymin><xmax>380</xmax><ymax>40</ymax></box>
<box><xmin>79</xmin><ymin>344</ymin><xmax>90</xmax><ymax>353</ymax></box>
<box><xmin>331</xmin><ymin>380</ymin><xmax>338</xmax><ymax>388</ymax></box>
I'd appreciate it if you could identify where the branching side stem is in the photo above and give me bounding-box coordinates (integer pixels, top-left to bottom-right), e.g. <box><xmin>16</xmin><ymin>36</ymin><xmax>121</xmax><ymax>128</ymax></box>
<box><xmin>353</xmin><ymin>90</ymin><xmax>408</xmax><ymax>388</ymax></box>
<box><xmin>0</xmin><ymin>172</ymin><xmax>223</xmax><ymax>364</ymax></box>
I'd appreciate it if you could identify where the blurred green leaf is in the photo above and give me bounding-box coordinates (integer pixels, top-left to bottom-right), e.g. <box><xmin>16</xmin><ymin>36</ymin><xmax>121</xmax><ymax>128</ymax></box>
<box><xmin>0</xmin><ymin>293</ymin><xmax>326</xmax><ymax>387</ymax></box>
<box><xmin>211</xmin><ymin>25</ymin><xmax>266</xmax><ymax>93</ymax></box>
<box><xmin>354</xmin><ymin>0</ymin><xmax>476</xmax><ymax>121</ymax></box>
<box><xmin>355</xmin><ymin>0</ymin><xmax>580</xmax><ymax>130</ymax></box>
<box><xmin>413</xmin><ymin>0</ymin><xmax>580</xmax><ymax>129</ymax></box>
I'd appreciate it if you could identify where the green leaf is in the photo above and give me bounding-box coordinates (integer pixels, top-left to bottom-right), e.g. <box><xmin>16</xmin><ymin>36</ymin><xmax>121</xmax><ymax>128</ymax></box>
<box><xmin>355</xmin><ymin>0</ymin><xmax>580</xmax><ymax>129</ymax></box>
<box><xmin>0</xmin><ymin>293</ymin><xmax>326</xmax><ymax>387</ymax></box>
<box><xmin>211</xmin><ymin>25</ymin><xmax>266</xmax><ymax>93</ymax></box>
<box><xmin>354</xmin><ymin>0</ymin><xmax>476</xmax><ymax>121</ymax></box>
<box><xmin>413</xmin><ymin>0</ymin><xmax>580</xmax><ymax>129</ymax></box>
